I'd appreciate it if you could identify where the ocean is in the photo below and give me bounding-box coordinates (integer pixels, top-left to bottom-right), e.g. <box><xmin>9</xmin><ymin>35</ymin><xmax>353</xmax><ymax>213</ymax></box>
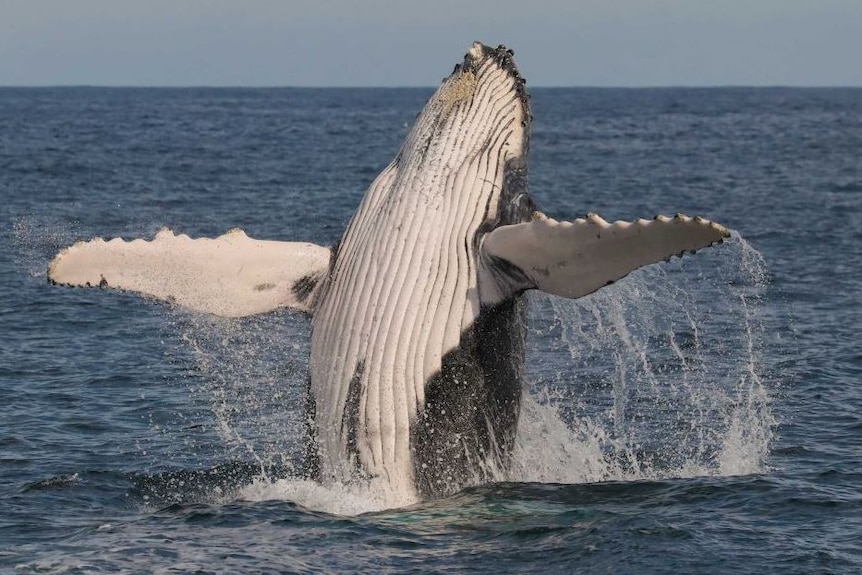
<box><xmin>1</xmin><ymin>86</ymin><xmax>860</xmax><ymax>573</ymax></box>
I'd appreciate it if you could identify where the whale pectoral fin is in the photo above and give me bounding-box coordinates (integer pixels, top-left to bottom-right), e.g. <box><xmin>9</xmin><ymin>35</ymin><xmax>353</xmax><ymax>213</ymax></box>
<box><xmin>48</xmin><ymin>227</ymin><xmax>331</xmax><ymax>317</ymax></box>
<box><xmin>481</xmin><ymin>212</ymin><xmax>730</xmax><ymax>300</ymax></box>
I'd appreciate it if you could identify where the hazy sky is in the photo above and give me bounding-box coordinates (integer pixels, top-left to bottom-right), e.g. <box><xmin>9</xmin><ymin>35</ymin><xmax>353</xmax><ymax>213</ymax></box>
<box><xmin>1</xmin><ymin>0</ymin><xmax>860</xmax><ymax>87</ymax></box>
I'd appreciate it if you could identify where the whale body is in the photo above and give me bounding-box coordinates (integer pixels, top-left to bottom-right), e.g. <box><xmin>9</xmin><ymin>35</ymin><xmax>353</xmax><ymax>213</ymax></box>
<box><xmin>48</xmin><ymin>42</ymin><xmax>729</xmax><ymax>504</ymax></box>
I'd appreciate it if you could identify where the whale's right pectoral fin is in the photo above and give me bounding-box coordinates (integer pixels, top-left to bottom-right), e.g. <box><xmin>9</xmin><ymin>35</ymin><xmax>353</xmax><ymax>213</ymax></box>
<box><xmin>481</xmin><ymin>212</ymin><xmax>730</xmax><ymax>300</ymax></box>
<box><xmin>48</xmin><ymin>228</ymin><xmax>331</xmax><ymax>317</ymax></box>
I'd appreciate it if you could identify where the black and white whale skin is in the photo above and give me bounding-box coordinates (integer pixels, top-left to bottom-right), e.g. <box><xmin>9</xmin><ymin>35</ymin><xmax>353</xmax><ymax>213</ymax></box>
<box><xmin>48</xmin><ymin>42</ymin><xmax>729</xmax><ymax>504</ymax></box>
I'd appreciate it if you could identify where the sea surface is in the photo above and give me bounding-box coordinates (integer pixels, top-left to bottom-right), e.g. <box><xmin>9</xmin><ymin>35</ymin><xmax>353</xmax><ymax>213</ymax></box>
<box><xmin>1</xmin><ymin>86</ymin><xmax>860</xmax><ymax>573</ymax></box>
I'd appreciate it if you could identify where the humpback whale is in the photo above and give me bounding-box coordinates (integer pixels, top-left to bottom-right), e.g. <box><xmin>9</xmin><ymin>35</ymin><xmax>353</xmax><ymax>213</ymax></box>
<box><xmin>48</xmin><ymin>42</ymin><xmax>729</xmax><ymax>504</ymax></box>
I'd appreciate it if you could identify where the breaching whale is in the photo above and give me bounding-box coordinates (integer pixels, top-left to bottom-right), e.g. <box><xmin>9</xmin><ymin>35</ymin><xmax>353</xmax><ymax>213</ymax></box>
<box><xmin>48</xmin><ymin>42</ymin><xmax>729</xmax><ymax>504</ymax></box>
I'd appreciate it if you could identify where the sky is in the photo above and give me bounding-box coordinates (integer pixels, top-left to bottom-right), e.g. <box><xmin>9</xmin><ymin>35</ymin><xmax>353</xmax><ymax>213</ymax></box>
<box><xmin>1</xmin><ymin>0</ymin><xmax>860</xmax><ymax>87</ymax></box>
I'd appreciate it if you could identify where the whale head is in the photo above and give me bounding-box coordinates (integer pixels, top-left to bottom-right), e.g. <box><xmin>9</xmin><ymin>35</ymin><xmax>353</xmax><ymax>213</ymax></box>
<box><xmin>393</xmin><ymin>42</ymin><xmax>532</xmax><ymax>217</ymax></box>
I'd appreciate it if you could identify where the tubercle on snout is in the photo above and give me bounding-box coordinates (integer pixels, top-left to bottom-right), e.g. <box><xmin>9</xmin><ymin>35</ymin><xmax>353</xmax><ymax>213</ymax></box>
<box><xmin>445</xmin><ymin>41</ymin><xmax>531</xmax><ymax>129</ymax></box>
<box><xmin>447</xmin><ymin>42</ymin><xmax>529</xmax><ymax>101</ymax></box>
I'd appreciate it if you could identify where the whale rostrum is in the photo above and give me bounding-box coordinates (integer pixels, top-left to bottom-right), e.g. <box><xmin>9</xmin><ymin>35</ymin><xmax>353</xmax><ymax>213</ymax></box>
<box><xmin>48</xmin><ymin>42</ymin><xmax>730</xmax><ymax>504</ymax></box>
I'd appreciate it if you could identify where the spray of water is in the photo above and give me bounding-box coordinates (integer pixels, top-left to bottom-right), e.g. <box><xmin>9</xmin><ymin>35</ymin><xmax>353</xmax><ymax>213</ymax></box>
<box><xmin>166</xmin><ymin>310</ymin><xmax>311</xmax><ymax>477</ymax></box>
<box><xmin>11</xmin><ymin>215</ymin><xmax>76</xmax><ymax>278</ymax></box>
<box><xmin>512</xmin><ymin>233</ymin><xmax>775</xmax><ymax>485</ymax></box>
<box><xmin>117</xmin><ymin>232</ymin><xmax>778</xmax><ymax>513</ymax></box>
<box><xmin>13</xmin><ymin>213</ymin><xmax>775</xmax><ymax>514</ymax></box>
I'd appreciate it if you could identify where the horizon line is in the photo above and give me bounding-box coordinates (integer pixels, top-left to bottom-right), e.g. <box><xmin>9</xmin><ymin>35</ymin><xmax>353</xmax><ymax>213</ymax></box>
<box><xmin>1</xmin><ymin>83</ymin><xmax>862</xmax><ymax>90</ymax></box>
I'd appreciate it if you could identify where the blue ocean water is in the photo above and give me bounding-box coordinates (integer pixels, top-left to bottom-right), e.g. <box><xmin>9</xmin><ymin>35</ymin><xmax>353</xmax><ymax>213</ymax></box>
<box><xmin>1</xmin><ymin>86</ymin><xmax>860</xmax><ymax>573</ymax></box>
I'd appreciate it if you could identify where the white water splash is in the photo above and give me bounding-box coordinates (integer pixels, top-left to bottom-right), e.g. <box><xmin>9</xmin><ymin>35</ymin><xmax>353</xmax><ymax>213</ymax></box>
<box><xmin>514</xmin><ymin>233</ymin><xmax>775</xmax><ymax>484</ymax></box>
<box><xmin>166</xmin><ymin>310</ymin><xmax>311</xmax><ymax>475</ymax></box>
<box><xmin>167</xmin><ymin>234</ymin><xmax>774</xmax><ymax>514</ymax></box>
<box><xmin>239</xmin><ymin>476</ymin><xmax>416</xmax><ymax>515</ymax></box>
<box><xmin>716</xmin><ymin>237</ymin><xmax>774</xmax><ymax>476</ymax></box>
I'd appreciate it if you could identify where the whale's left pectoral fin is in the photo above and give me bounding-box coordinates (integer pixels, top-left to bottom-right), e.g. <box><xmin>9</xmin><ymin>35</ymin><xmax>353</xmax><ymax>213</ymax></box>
<box><xmin>481</xmin><ymin>212</ymin><xmax>730</xmax><ymax>300</ymax></box>
<box><xmin>48</xmin><ymin>228</ymin><xmax>331</xmax><ymax>317</ymax></box>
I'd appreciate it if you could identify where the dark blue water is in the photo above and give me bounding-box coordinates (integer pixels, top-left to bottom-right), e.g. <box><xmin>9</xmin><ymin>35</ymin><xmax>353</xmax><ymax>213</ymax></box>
<box><xmin>2</xmin><ymin>87</ymin><xmax>860</xmax><ymax>573</ymax></box>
